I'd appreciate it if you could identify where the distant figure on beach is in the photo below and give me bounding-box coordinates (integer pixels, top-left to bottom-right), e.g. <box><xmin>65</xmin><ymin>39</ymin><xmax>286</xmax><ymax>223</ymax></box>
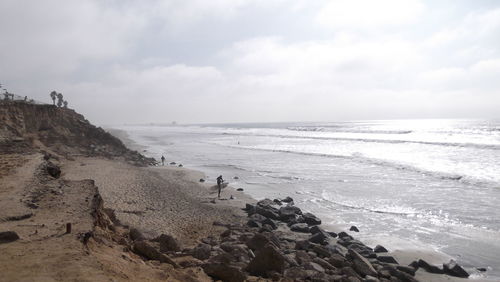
<box><xmin>161</xmin><ymin>155</ymin><xmax>165</xmax><ymax>166</ymax></box>
<box><xmin>217</xmin><ymin>175</ymin><xmax>224</xmax><ymax>199</ymax></box>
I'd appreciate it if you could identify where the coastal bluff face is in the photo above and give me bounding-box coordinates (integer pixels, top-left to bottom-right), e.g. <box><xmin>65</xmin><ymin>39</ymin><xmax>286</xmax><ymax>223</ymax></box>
<box><xmin>0</xmin><ymin>101</ymin><xmax>153</xmax><ymax>166</ymax></box>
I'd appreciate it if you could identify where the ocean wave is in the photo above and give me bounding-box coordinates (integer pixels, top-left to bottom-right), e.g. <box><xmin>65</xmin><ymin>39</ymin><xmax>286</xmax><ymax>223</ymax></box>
<box><xmin>287</xmin><ymin>126</ymin><xmax>413</xmax><ymax>135</ymax></box>
<box><xmin>208</xmin><ymin>143</ymin><xmax>498</xmax><ymax>188</ymax></box>
<box><xmin>215</xmin><ymin>131</ymin><xmax>500</xmax><ymax>150</ymax></box>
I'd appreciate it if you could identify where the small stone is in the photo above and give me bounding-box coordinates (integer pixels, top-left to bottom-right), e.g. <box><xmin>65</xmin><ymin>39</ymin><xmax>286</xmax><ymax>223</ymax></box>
<box><xmin>199</xmin><ymin>178</ymin><xmax>205</xmax><ymax>182</ymax></box>
<box><xmin>282</xmin><ymin>196</ymin><xmax>294</xmax><ymax>203</ymax></box>
<box><xmin>236</xmin><ymin>188</ymin><xmax>244</xmax><ymax>191</ymax></box>
<box><xmin>192</xmin><ymin>243</ymin><xmax>212</xmax><ymax>260</ymax></box>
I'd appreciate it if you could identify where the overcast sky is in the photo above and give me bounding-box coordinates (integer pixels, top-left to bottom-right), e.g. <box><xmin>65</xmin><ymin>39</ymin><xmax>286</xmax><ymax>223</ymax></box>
<box><xmin>1</xmin><ymin>0</ymin><xmax>499</xmax><ymax>124</ymax></box>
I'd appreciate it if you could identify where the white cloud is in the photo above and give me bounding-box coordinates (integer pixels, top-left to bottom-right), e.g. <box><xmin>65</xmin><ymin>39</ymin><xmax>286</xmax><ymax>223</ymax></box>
<box><xmin>316</xmin><ymin>0</ymin><xmax>425</xmax><ymax>29</ymax></box>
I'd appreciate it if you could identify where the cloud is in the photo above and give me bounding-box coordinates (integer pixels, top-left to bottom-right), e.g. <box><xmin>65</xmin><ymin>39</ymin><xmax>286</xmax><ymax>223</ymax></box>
<box><xmin>316</xmin><ymin>0</ymin><xmax>425</xmax><ymax>29</ymax></box>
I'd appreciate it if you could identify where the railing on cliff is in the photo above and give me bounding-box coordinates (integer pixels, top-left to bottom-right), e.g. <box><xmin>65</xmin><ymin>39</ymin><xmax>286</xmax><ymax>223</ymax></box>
<box><xmin>1</xmin><ymin>93</ymin><xmax>48</xmax><ymax>105</ymax></box>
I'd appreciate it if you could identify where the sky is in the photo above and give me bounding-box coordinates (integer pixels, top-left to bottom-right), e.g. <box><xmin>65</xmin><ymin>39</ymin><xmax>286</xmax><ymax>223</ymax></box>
<box><xmin>1</xmin><ymin>0</ymin><xmax>499</xmax><ymax>125</ymax></box>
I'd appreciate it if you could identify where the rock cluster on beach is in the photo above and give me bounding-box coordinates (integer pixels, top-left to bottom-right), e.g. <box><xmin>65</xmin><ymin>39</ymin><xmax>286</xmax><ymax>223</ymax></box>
<box><xmin>127</xmin><ymin>197</ymin><xmax>470</xmax><ymax>282</ymax></box>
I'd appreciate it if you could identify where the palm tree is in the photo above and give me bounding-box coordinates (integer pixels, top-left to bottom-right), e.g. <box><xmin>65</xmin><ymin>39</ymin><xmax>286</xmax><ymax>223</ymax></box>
<box><xmin>56</xmin><ymin>93</ymin><xmax>63</xmax><ymax>107</ymax></box>
<box><xmin>50</xmin><ymin>91</ymin><xmax>57</xmax><ymax>105</ymax></box>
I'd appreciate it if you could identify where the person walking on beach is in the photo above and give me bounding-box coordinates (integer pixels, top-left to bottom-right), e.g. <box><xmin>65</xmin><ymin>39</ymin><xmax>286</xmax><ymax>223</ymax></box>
<box><xmin>161</xmin><ymin>155</ymin><xmax>165</xmax><ymax>166</ymax></box>
<box><xmin>217</xmin><ymin>175</ymin><xmax>224</xmax><ymax>199</ymax></box>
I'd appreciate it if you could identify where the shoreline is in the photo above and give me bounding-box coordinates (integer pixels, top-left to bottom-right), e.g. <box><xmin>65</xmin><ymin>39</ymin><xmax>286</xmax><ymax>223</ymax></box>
<box><xmin>109</xmin><ymin>128</ymin><xmax>493</xmax><ymax>281</ymax></box>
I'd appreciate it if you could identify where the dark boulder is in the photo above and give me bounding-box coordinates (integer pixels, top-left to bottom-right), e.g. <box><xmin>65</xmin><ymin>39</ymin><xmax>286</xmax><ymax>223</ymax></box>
<box><xmin>129</xmin><ymin>228</ymin><xmax>145</xmax><ymax>241</ymax></box>
<box><xmin>374</xmin><ymin>244</ymin><xmax>388</xmax><ymax>253</ymax></box>
<box><xmin>45</xmin><ymin>161</ymin><xmax>61</xmax><ymax>178</ymax></box>
<box><xmin>337</xmin><ymin>231</ymin><xmax>352</xmax><ymax>240</ymax></box>
<box><xmin>249</xmin><ymin>213</ymin><xmax>267</xmax><ymax>222</ymax></box>
<box><xmin>247</xmin><ymin>220</ymin><xmax>262</xmax><ymax>228</ymax></box>
<box><xmin>262</xmin><ymin>218</ymin><xmax>278</xmax><ymax>230</ymax></box>
<box><xmin>302</xmin><ymin>212</ymin><xmax>321</xmax><ymax>226</ymax></box>
<box><xmin>282</xmin><ymin>196</ymin><xmax>294</xmax><ymax>203</ymax></box>
<box><xmin>290</xmin><ymin>223</ymin><xmax>310</xmax><ymax>233</ymax></box>
<box><xmin>236</xmin><ymin>188</ymin><xmax>244</xmax><ymax>191</ymax></box>
<box><xmin>246</xmin><ymin>243</ymin><xmax>285</xmax><ymax>276</ymax></box>
<box><xmin>396</xmin><ymin>265</ymin><xmax>417</xmax><ymax>276</ymax></box>
<box><xmin>348</xmin><ymin>249</ymin><xmax>378</xmax><ymax>277</ymax></box>
<box><xmin>192</xmin><ymin>243</ymin><xmax>212</xmax><ymax>260</ymax></box>
<box><xmin>417</xmin><ymin>259</ymin><xmax>444</xmax><ymax>274</ymax></box>
<box><xmin>132</xmin><ymin>241</ymin><xmax>179</xmax><ymax>267</ymax></box>
<box><xmin>246</xmin><ymin>233</ymin><xmax>271</xmax><ymax>251</ymax></box>
<box><xmin>279</xmin><ymin>206</ymin><xmax>301</xmax><ymax>221</ymax></box>
<box><xmin>349</xmin><ymin>225</ymin><xmax>359</xmax><ymax>232</ymax></box>
<box><xmin>273</xmin><ymin>199</ymin><xmax>282</xmax><ymax>205</ymax></box>
<box><xmin>159</xmin><ymin>234</ymin><xmax>181</xmax><ymax>252</ymax></box>
<box><xmin>295</xmin><ymin>240</ymin><xmax>310</xmax><ymax>250</ymax></box>
<box><xmin>443</xmin><ymin>260</ymin><xmax>469</xmax><ymax>278</ymax></box>
<box><xmin>255</xmin><ymin>205</ymin><xmax>279</xmax><ymax>220</ymax></box>
<box><xmin>202</xmin><ymin>263</ymin><xmax>247</xmax><ymax>282</ymax></box>
<box><xmin>308</xmin><ymin>231</ymin><xmax>330</xmax><ymax>245</ymax></box>
<box><xmin>377</xmin><ymin>255</ymin><xmax>399</xmax><ymax>264</ymax></box>
<box><xmin>0</xmin><ymin>231</ymin><xmax>20</xmax><ymax>243</ymax></box>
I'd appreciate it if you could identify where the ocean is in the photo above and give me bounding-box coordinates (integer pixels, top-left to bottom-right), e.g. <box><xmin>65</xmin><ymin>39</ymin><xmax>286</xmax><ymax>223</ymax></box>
<box><xmin>115</xmin><ymin>119</ymin><xmax>500</xmax><ymax>279</ymax></box>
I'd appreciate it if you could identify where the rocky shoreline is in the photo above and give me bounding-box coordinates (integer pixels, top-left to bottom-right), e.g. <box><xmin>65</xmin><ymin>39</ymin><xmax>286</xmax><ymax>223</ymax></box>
<box><xmin>124</xmin><ymin>196</ymin><xmax>474</xmax><ymax>282</ymax></box>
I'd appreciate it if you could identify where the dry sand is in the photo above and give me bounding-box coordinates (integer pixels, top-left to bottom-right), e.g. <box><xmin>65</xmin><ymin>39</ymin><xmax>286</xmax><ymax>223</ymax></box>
<box><xmin>63</xmin><ymin>157</ymin><xmax>252</xmax><ymax>247</ymax></box>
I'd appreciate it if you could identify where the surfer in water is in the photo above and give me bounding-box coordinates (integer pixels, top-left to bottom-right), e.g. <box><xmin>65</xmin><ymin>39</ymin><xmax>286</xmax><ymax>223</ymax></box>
<box><xmin>217</xmin><ymin>175</ymin><xmax>224</xmax><ymax>199</ymax></box>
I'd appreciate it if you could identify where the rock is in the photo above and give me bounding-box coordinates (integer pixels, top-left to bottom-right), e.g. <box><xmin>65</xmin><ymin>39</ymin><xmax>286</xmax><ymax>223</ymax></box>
<box><xmin>247</xmin><ymin>220</ymin><xmax>262</xmax><ymax>228</ymax></box>
<box><xmin>282</xmin><ymin>196</ymin><xmax>294</xmax><ymax>203</ymax></box>
<box><xmin>233</xmin><ymin>176</ymin><xmax>239</xmax><ymax>179</ymax></box>
<box><xmin>327</xmin><ymin>231</ymin><xmax>338</xmax><ymax>238</ymax></box>
<box><xmin>262</xmin><ymin>218</ymin><xmax>278</xmax><ymax>230</ymax></box>
<box><xmin>443</xmin><ymin>260</ymin><xmax>469</xmax><ymax>278</ymax></box>
<box><xmin>202</xmin><ymin>263</ymin><xmax>247</xmax><ymax>282</ymax></box>
<box><xmin>295</xmin><ymin>250</ymin><xmax>312</xmax><ymax>265</ymax></box>
<box><xmin>349</xmin><ymin>226</ymin><xmax>359</xmax><ymax>232</ymax></box>
<box><xmin>273</xmin><ymin>199</ymin><xmax>282</xmax><ymax>205</ymax></box>
<box><xmin>236</xmin><ymin>188</ymin><xmax>244</xmax><ymax>191</ymax></box>
<box><xmin>249</xmin><ymin>213</ymin><xmax>267</xmax><ymax>222</ymax></box>
<box><xmin>417</xmin><ymin>259</ymin><xmax>444</xmax><ymax>274</ymax></box>
<box><xmin>169</xmin><ymin>162</ymin><xmax>176</xmax><ymax>165</ymax></box>
<box><xmin>0</xmin><ymin>231</ymin><xmax>20</xmax><ymax>243</ymax></box>
<box><xmin>295</xmin><ymin>240</ymin><xmax>310</xmax><ymax>250</ymax></box>
<box><xmin>284</xmin><ymin>266</ymin><xmax>312</xmax><ymax>280</ymax></box>
<box><xmin>45</xmin><ymin>161</ymin><xmax>61</xmax><ymax>178</ymax></box>
<box><xmin>348</xmin><ymin>249</ymin><xmax>378</xmax><ymax>277</ymax></box>
<box><xmin>309</xmin><ymin>225</ymin><xmax>326</xmax><ymax>235</ymax></box>
<box><xmin>313</xmin><ymin>257</ymin><xmax>335</xmax><ymax>270</ymax></box>
<box><xmin>364</xmin><ymin>275</ymin><xmax>380</xmax><ymax>282</ymax></box>
<box><xmin>259</xmin><ymin>224</ymin><xmax>274</xmax><ymax>233</ymax></box>
<box><xmin>306</xmin><ymin>261</ymin><xmax>325</xmax><ymax>272</ymax></box>
<box><xmin>159</xmin><ymin>234</ymin><xmax>181</xmax><ymax>252</ymax></box>
<box><xmin>291</xmin><ymin>223</ymin><xmax>310</xmax><ymax>233</ymax></box>
<box><xmin>381</xmin><ymin>265</ymin><xmax>418</xmax><ymax>282</ymax></box>
<box><xmin>220</xmin><ymin>229</ymin><xmax>231</xmax><ymax>237</ymax></box>
<box><xmin>199</xmin><ymin>178</ymin><xmax>205</xmax><ymax>182</ymax></box>
<box><xmin>132</xmin><ymin>241</ymin><xmax>178</xmax><ymax>267</ymax></box>
<box><xmin>302</xmin><ymin>212</ymin><xmax>322</xmax><ymax>226</ymax></box>
<box><xmin>312</xmin><ymin>244</ymin><xmax>332</xmax><ymax>258</ymax></box>
<box><xmin>279</xmin><ymin>206</ymin><xmax>302</xmax><ymax>221</ymax></box>
<box><xmin>329</xmin><ymin>253</ymin><xmax>347</xmax><ymax>268</ymax></box>
<box><xmin>192</xmin><ymin>243</ymin><xmax>212</xmax><ymax>260</ymax></box>
<box><xmin>246</xmin><ymin>233</ymin><xmax>271</xmax><ymax>251</ymax></box>
<box><xmin>308</xmin><ymin>231</ymin><xmax>330</xmax><ymax>245</ymax></box>
<box><xmin>377</xmin><ymin>256</ymin><xmax>399</xmax><ymax>264</ymax></box>
<box><xmin>256</xmin><ymin>198</ymin><xmax>276</xmax><ymax>208</ymax></box>
<box><xmin>255</xmin><ymin>205</ymin><xmax>279</xmax><ymax>220</ymax></box>
<box><xmin>396</xmin><ymin>265</ymin><xmax>416</xmax><ymax>276</ymax></box>
<box><xmin>374</xmin><ymin>245</ymin><xmax>388</xmax><ymax>253</ymax></box>
<box><xmin>244</xmin><ymin>203</ymin><xmax>255</xmax><ymax>212</ymax></box>
<box><xmin>246</xmin><ymin>243</ymin><xmax>285</xmax><ymax>276</ymax></box>
<box><xmin>337</xmin><ymin>231</ymin><xmax>352</xmax><ymax>239</ymax></box>
<box><xmin>129</xmin><ymin>228</ymin><xmax>144</xmax><ymax>241</ymax></box>
<box><xmin>477</xmin><ymin>267</ymin><xmax>487</xmax><ymax>272</ymax></box>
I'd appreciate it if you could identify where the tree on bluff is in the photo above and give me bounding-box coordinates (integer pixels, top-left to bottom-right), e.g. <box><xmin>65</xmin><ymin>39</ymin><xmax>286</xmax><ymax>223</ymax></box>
<box><xmin>50</xmin><ymin>91</ymin><xmax>57</xmax><ymax>105</ymax></box>
<box><xmin>56</xmin><ymin>93</ymin><xmax>63</xmax><ymax>107</ymax></box>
